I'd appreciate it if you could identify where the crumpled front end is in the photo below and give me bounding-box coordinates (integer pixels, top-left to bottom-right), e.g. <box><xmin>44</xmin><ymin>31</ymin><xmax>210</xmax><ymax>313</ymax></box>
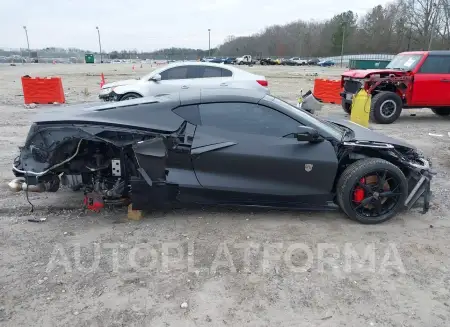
<box><xmin>342</xmin><ymin>140</ymin><xmax>434</xmax><ymax>214</ymax></box>
<box><xmin>99</xmin><ymin>89</ymin><xmax>121</xmax><ymax>101</ymax></box>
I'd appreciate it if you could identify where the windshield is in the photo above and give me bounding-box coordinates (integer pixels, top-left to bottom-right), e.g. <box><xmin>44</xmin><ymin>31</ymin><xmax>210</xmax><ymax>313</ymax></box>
<box><xmin>271</xmin><ymin>97</ymin><xmax>344</xmax><ymax>140</ymax></box>
<box><xmin>140</xmin><ymin>66</ymin><xmax>167</xmax><ymax>80</ymax></box>
<box><xmin>386</xmin><ymin>54</ymin><xmax>423</xmax><ymax>70</ymax></box>
<box><xmin>140</xmin><ymin>71</ymin><xmax>156</xmax><ymax>80</ymax></box>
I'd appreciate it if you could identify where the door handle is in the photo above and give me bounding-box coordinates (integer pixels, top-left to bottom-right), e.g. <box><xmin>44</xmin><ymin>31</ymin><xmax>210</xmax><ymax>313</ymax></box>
<box><xmin>440</xmin><ymin>79</ymin><xmax>450</xmax><ymax>82</ymax></box>
<box><xmin>181</xmin><ymin>85</ymin><xmax>189</xmax><ymax>89</ymax></box>
<box><xmin>220</xmin><ymin>83</ymin><xmax>228</xmax><ymax>86</ymax></box>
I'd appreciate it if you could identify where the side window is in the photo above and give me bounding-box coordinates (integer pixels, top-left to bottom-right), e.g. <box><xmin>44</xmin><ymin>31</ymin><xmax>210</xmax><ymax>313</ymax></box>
<box><xmin>221</xmin><ymin>68</ymin><xmax>232</xmax><ymax>77</ymax></box>
<box><xmin>160</xmin><ymin>66</ymin><xmax>189</xmax><ymax>80</ymax></box>
<box><xmin>419</xmin><ymin>56</ymin><xmax>450</xmax><ymax>74</ymax></box>
<box><xmin>200</xmin><ymin>67</ymin><xmax>223</xmax><ymax>78</ymax></box>
<box><xmin>172</xmin><ymin>105</ymin><xmax>201</xmax><ymax>125</ymax></box>
<box><xmin>198</xmin><ymin>102</ymin><xmax>299</xmax><ymax>137</ymax></box>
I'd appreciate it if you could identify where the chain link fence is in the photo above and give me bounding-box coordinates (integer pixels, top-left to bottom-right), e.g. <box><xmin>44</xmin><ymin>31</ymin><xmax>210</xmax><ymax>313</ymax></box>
<box><xmin>0</xmin><ymin>47</ymin><xmax>397</xmax><ymax>65</ymax></box>
<box><xmin>0</xmin><ymin>47</ymin><xmax>92</xmax><ymax>64</ymax></box>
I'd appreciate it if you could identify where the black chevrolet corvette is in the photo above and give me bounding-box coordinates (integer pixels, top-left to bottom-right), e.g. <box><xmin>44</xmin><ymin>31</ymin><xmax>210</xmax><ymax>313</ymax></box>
<box><xmin>10</xmin><ymin>89</ymin><xmax>433</xmax><ymax>224</ymax></box>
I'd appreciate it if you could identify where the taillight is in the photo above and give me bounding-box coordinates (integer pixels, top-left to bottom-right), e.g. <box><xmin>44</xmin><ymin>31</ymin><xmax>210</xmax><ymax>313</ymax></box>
<box><xmin>257</xmin><ymin>80</ymin><xmax>268</xmax><ymax>87</ymax></box>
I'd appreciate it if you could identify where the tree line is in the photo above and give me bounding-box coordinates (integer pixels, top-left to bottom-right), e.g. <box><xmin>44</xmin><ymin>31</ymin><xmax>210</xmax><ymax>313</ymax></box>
<box><xmin>120</xmin><ymin>0</ymin><xmax>450</xmax><ymax>59</ymax></box>
<box><xmin>217</xmin><ymin>0</ymin><xmax>450</xmax><ymax>58</ymax></box>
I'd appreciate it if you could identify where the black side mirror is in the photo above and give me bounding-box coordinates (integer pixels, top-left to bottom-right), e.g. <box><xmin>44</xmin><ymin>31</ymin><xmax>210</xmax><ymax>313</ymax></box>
<box><xmin>295</xmin><ymin>126</ymin><xmax>323</xmax><ymax>143</ymax></box>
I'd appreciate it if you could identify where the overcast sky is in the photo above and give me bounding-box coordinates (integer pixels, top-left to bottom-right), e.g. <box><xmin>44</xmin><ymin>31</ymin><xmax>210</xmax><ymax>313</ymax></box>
<box><xmin>2</xmin><ymin>0</ymin><xmax>392</xmax><ymax>52</ymax></box>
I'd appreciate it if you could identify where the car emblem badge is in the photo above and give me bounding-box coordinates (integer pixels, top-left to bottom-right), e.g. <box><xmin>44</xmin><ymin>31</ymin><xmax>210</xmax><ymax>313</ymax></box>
<box><xmin>305</xmin><ymin>164</ymin><xmax>313</xmax><ymax>172</ymax></box>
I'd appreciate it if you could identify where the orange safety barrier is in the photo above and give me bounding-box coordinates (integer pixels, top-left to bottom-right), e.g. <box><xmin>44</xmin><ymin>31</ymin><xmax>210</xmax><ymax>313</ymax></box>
<box><xmin>312</xmin><ymin>79</ymin><xmax>342</xmax><ymax>104</ymax></box>
<box><xmin>21</xmin><ymin>76</ymin><xmax>65</xmax><ymax>104</ymax></box>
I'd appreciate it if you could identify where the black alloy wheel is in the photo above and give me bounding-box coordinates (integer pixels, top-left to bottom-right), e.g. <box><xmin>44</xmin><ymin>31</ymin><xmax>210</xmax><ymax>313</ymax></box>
<box><xmin>337</xmin><ymin>158</ymin><xmax>408</xmax><ymax>224</ymax></box>
<box><xmin>349</xmin><ymin>171</ymin><xmax>402</xmax><ymax>219</ymax></box>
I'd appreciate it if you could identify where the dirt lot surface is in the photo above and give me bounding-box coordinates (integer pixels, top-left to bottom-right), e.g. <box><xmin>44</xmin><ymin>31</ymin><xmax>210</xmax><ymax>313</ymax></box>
<box><xmin>1</xmin><ymin>63</ymin><xmax>450</xmax><ymax>327</ymax></box>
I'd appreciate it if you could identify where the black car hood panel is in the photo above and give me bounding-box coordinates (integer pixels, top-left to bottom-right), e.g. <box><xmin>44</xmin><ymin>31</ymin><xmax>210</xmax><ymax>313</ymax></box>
<box><xmin>325</xmin><ymin>117</ymin><xmax>415</xmax><ymax>149</ymax></box>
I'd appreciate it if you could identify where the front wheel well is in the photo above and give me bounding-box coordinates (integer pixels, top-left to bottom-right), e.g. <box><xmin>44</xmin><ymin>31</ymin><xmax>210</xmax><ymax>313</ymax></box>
<box><xmin>118</xmin><ymin>92</ymin><xmax>143</xmax><ymax>101</ymax></box>
<box><xmin>333</xmin><ymin>148</ymin><xmax>410</xmax><ymax>193</ymax></box>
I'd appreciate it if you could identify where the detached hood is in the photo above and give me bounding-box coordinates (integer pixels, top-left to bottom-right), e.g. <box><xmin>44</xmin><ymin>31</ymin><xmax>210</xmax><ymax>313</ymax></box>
<box><xmin>342</xmin><ymin>69</ymin><xmax>406</xmax><ymax>79</ymax></box>
<box><xmin>325</xmin><ymin>117</ymin><xmax>415</xmax><ymax>150</ymax></box>
<box><xmin>102</xmin><ymin>78</ymin><xmax>141</xmax><ymax>89</ymax></box>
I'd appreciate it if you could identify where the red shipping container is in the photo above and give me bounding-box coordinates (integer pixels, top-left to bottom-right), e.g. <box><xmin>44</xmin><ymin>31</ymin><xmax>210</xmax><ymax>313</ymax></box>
<box><xmin>21</xmin><ymin>76</ymin><xmax>65</xmax><ymax>104</ymax></box>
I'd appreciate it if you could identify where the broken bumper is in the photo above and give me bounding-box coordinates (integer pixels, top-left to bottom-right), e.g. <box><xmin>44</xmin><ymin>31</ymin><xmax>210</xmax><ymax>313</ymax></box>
<box><xmin>98</xmin><ymin>91</ymin><xmax>120</xmax><ymax>101</ymax></box>
<box><xmin>404</xmin><ymin>157</ymin><xmax>434</xmax><ymax>214</ymax></box>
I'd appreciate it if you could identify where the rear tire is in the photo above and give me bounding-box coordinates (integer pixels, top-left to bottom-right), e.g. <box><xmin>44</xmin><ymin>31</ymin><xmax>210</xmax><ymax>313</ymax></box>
<box><xmin>120</xmin><ymin>93</ymin><xmax>142</xmax><ymax>101</ymax></box>
<box><xmin>336</xmin><ymin>158</ymin><xmax>408</xmax><ymax>224</ymax></box>
<box><xmin>431</xmin><ymin>108</ymin><xmax>450</xmax><ymax>116</ymax></box>
<box><xmin>370</xmin><ymin>91</ymin><xmax>403</xmax><ymax>124</ymax></box>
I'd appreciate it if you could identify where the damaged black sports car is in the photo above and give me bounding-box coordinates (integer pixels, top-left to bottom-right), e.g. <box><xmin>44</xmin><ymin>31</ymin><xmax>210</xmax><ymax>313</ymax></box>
<box><xmin>10</xmin><ymin>88</ymin><xmax>433</xmax><ymax>224</ymax></box>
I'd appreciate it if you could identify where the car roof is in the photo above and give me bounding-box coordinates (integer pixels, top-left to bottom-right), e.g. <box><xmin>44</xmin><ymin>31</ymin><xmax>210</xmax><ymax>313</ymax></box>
<box><xmin>81</xmin><ymin>88</ymin><xmax>266</xmax><ymax>112</ymax></box>
<box><xmin>163</xmin><ymin>61</ymin><xmax>239</xmax><ymax>70</ymax></box>
<box><xmin>428</xmin><ymin>50</ymin><xmax>450</xmax><ymax>56</ymax></box>
<box><xmin>182</xmin><ymin>88</ymin><xmax>266</xmax><ymax>105</ymax></box>
<box><xmin>399</xmin><ymin>50</ymin><xmax>450</xmax><ymax>56</ymax></box>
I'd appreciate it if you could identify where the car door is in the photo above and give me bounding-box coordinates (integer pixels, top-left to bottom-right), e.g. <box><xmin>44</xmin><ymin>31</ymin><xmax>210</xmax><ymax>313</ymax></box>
<box><xmin>411</xmin><ymin>54</ymin><xmax>450</xmax><ymax>106</ymax></box>
<box><xmin>189</xmin><ymin>102</ymin><xmax>338</xmax><ymax>206</ymax></box>
<box><xmin>148</xmin><ymin>65</ymin><xmax>195</xmax><ymax>96</ymax></box>
<box><xmin>187</xmin><ymin>66</ymin><xmax>233</xmax><ymax>90</ymax></box>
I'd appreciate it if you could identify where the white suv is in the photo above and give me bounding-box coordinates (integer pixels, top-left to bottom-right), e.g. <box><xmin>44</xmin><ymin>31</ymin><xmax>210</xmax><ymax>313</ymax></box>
<box><xmin>99</xmin><ymin>62</ymin><xmax>269</xmax><ymax>101</ymax></box>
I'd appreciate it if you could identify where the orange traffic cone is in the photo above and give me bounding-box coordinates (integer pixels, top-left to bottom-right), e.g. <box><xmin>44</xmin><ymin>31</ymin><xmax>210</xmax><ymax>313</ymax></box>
<box><xmin>100</xmin><ymin>73</ymin><xmax>105</xmax><ymax>88</ymax></box>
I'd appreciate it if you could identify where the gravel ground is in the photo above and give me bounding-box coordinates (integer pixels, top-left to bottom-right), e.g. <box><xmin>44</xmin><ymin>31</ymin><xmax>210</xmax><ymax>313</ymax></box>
<box><xmin>1</xmin><ymin>63</ymin><xmax>450</xmax><ymax>327</ymax></box>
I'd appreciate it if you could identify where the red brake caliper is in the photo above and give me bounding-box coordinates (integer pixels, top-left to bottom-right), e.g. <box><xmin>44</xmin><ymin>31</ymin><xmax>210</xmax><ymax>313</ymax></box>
<box><xmin>353</xmin><ymin>177</ymin><xmax>366</xmax><ymax>203</ymax></box>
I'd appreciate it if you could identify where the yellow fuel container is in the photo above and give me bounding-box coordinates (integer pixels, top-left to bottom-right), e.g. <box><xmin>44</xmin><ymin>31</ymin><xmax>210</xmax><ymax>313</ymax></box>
<box><xmin>350</xmin><ymin>89</ymin><xmax>371</xmax><ymax>128</ymax></box>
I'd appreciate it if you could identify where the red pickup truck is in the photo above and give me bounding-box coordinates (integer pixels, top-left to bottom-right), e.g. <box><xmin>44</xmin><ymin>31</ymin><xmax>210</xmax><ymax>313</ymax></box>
<box><xmin>340</xmin><ymin>50</ymin><xmax>450</xmax><ymax>124</ymax></box>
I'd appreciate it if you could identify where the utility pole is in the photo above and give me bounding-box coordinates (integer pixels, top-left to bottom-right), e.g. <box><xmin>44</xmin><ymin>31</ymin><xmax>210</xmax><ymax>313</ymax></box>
<box><xmin>96</xmin><ymin>26</ymin><xmax>103</xmax><ymax>63</ymax></box>
<box><xmin>208</xmin><ymin>29</ymin><xmax>211</xmax><ymax>57</ymax></box>
<box><xmin>23</xmin><ymin>26</ymin><xmax>30</xmax><ymax>61</ymax></box>
<box><xmin>340</xmin><ymin>24</ymin><xmax>345</xmax><ymax>68</ymax></box>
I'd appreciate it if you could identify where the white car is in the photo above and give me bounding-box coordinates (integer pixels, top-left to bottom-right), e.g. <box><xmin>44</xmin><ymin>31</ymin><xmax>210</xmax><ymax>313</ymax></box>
<box><xmin>289</xmin><ymin>57</ymin><xmax>307</xmax><ymax>65</ymax></box>
<box><xmin>235</xmin><ymin>55</ymin><xmax>252</xmax><ymax>65</ymax></box>
<box><xmin>99</xmin><ymin>62</ymin><xmax>269</xmax><ymax>101</ymax></box>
